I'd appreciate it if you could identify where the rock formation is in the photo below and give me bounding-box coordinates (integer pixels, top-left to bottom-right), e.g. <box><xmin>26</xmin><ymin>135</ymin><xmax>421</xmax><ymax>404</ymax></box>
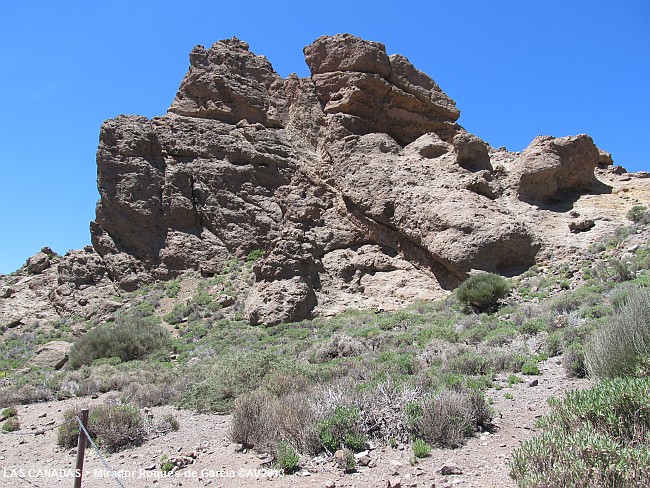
<box><xmin>2</xmin><ymin>34</ymin><xmax>617</xmax><ymax>330</ymax></box>
<box><xmin>86</xmin><ymin>34</ymin><xmax>610</xmax><ymax>325</ymax></box>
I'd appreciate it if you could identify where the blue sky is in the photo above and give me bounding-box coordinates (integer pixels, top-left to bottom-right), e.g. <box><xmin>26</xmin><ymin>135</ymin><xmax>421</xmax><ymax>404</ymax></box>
<box><xmin>1</xmin><ymin>1</ymin><xmax>648</xmax><ymax>274</ymax></box>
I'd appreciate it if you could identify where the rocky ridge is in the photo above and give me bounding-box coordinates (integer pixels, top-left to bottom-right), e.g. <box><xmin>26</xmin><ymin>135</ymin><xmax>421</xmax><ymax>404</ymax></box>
<box><xmin>2</xmin><ymin>34</ymin><xmax>646</xmax><ymax>328</ymax></box>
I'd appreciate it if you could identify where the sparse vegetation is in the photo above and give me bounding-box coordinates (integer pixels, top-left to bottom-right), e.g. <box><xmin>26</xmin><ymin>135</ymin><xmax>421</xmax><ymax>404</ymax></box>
<box><xmin>2</xmin><ymin>220</ymin><xmax>649</xmax><ymax>483</ymax></box>
<box><xmin>585</xmin><ymin>286</ymin><xmax>650</xmax><ymax>379</ymax></box>
<box><xmin>510</xmin><ymin>378</ymin><xmax>650</xmax><ymax>487</ymax></box>
<box><xmin>57</xmin><ymin>403</ymin><xmax>145</xmax><ymax>452</ymax></box>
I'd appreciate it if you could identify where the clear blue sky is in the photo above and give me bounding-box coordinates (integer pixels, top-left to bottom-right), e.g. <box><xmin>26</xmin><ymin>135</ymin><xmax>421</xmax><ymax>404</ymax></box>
<box><xmin>1</xmin><ymin>1</ymin><xmax>649</xmax><ymax>274</ymax></box>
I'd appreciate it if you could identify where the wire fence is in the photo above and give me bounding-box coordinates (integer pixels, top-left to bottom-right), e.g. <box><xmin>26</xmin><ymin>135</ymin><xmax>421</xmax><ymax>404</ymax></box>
<box><xmin>1</xmin><ymin>413</ymin><xmax>128</xmax><ymax>487</ymax></box>
<box><xmin>76</xmin><ymin>417</ymin><xmax>127</xmax><ymax>488</ymax></box>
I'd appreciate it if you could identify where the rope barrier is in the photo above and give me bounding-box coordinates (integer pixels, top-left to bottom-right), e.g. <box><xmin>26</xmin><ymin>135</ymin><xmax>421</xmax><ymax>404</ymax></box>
<box><xmin>0</xmin><ymin>417</ymin><xmax>77</xmax><ymax>436</ymax></box>
<box><xmin>1</xmin><ymin>412</ymin><xmax>129</xmax><ymax>487</ymax></box>
<box><xmin>76</xmin><ymin>417</ymin><xmax>127</xmax><ymax>488</ymax></box>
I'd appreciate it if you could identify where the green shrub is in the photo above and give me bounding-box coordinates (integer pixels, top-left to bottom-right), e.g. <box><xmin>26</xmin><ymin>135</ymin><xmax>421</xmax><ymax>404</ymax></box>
<box><xmin>275</xmin><ymin>441</ymin><xmax>300</xmax><ymax>473</ymax></box>
<box><xmin>456</xmin><ymin>273</ymin><xmax>510</xmax><ymax>313</ymax></box>
<box><xmin>2</xmin><ymin>417</ymin><xmax>20</xmax><ymax>432</ymax></box>
<box><xmin>545</xmin><ymin>332</ymin><xmax>563</xmax><ymax>357</ymax></box>
<box><xmin>585</xmin><ymin>287</ymin><xmax>650</xmax><ymax>378</ymax></box>
<box><xmin>626</xmin><ymin>205</ymin><xmax>650</xmax><ymax>224</ymax></box>
<box><xmin>57</xmin><ymin>406</ymin><xmax>83</xmax><ymax>448</ymax></box>
<box><xmin>68</xmin><ymin>315</ymin><xmax>171</xmax><ymax>368</ymax></box>
<box><xmin>508</xmin><ymin>374</ymin><xmax>523</xmax><ymax>386</ymax></box>
<box><xmin>160</xmin><ymin>454</ymin><xmax>174</xmax><ymax>474</ymax></box>
<box><xmin>316</xmin><ymin>406</ymin><xmax>366</xmax><ymax>452</ymax></box>
<box><xmin>179</xmin><ymin>352</ymin><xmax>277</xmax><ymax>412</ymax></box>
<box><xmin>1</xmin><ymin>407</ymin><xmax>17</xmax><ymax>419</ymax></box>
<box><xmin>246</xmin><ymin>249</ymin><xmax>264</xmax><ymax>263</ymax></box>
<box><xmin>510</xmin><ymin>378</ymin><xmax>650</xmax><ymax>487</ymax></box>
<box><xmin>521</xmin><ymin>359</ymin><xmax>540</xmax><ymax>376</ymax></box>
<box><xmin>411</xmin><ymin>438</ymin><xmax>432</xmax><ymax>458</ymax></box>
<box><xmin>519</xmin><ymin>319</ymin><xmax>548</xmax><ymax>335</ymax></box>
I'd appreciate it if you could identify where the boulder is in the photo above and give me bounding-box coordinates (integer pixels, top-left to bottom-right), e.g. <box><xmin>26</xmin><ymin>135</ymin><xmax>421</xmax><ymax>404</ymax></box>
<box><xmin>514</xmin><ymin>135</ymin><xmax>600</xmax><ymax>202</ymax></box>
<box><xmin>26</xmin><ymin>252</ymin><xmax>50</xmax><ymax>274</ymax></box>
<box><xmin>28</xmin><ymin>341</ymin><xmax>72</xmax><ymax>370</ymax></box>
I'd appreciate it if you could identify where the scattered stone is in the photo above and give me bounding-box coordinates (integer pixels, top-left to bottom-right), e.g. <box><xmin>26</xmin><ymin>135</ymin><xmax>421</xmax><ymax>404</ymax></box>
<box><xmin>387</xmin><ymin>479</ymin><xmax>402</xmax><ymax>488</ymax></box>
<box><xmin>438</xmin><ymin>465</ymin><xmax>463</xmax><ymax>475</ymax></box>
<box><xmin>569</xmin><ymin>219</ymin><xmax>595</xmax><ymax>233</ymax></box>
<box><xmin>529</xmin><ymin>379</ymin><xmax>539</xmax><ymax>387</ymax></box>
<box><xmin>357</xmin><ymin>455</ymin><xmax>371</xmax><ymax>467</ymax></box>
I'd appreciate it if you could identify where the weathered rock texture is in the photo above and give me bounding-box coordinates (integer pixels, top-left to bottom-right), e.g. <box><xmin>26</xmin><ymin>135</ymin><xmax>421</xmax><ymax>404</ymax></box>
<box><xmin>83</xmin><ymin>34</ymin><xmax>613</xmax><ymax>325</ymax></box>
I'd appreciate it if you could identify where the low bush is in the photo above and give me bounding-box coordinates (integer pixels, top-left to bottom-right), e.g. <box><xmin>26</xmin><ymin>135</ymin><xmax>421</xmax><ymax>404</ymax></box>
<box><xmin>58</xmin><ymin>403</ymin><xmax>145</xmax><ymax>452</ymax></box>
<box><xmin>455</xmin><ymin>273</ymin><xmax>510</xmax><ymax>313</ymax></box>
<box><xmin>152</xmin><ymin>414</ymin><xmax>180</xmax><ymax>435</ymax></box>
<box><xmin>230</xmin><ymin>390</ymin><xmax>275</xmax><ymax>449</ymax></box>
<box><xmin>626</xmin><ymin>205</ymin><xmax>650</xmax><ymax>224</ymax></box>
<box><xmin>274</xmin><ymin>441</ymin><xmax>300</xmax><ymax>473</ymax></box>
<box><xmin>334</xmin><ymin>448</ymin><xmax>356</xmax><ymax>471</ymax></box>
<box><xmin>510</xmin><ymin>378</ymin><xmax>650</xmax><ymax>487</ymax></box>
<box><xmin>521</xmin><ymin>359</ymin><xmax>540</xmax><ymax>376</ymax></box>
<box><xmin>316</xmin><ymin>406</ymin><xmax>367</xmax><ymax>453</ymax></box>
<box><xmin>407</xmin><ymin>388</ymin><xmax>491</xmax><ymax>448</ymax></box>
<box><xmin>1</xmin><ymin>406</ymin><xmax>17</xmax><ymax>419</ymax></box>
<box><xmin>231</xmin><ymin>389</ymin><xmax>320</xmax><ymax>454</ymax></box>
<box><xmin>2</xmin><ymin>417</ymin><xmax>20</xmax><ymax>432</ymax></box>
<box><xmin>89</xmin><ymin>403</ymin><xmax>146</xmax><ymax>452</ymax></box>
<box><xmin>585</xmin><ymin>287</ymin><xmax>650</xmax><ymax>378</ymax></box>
<box><xmin>411</xmin><ymin>438</ymin><xmax>432</xmax><ymax>458</ymax></box>
<box><xmin>57</xmin><ymin>406</ymin><xmax>83</xmax><ymax>448</ymax></box>
<box><xmin>563</xmin><ymin>343</ymin><xmax>587</xmax><ymax>378</ymax></box>
<box><xmin>68</xmin><ymin>315</ymin><xmax>171</xmax><ymax>368</ymax></box>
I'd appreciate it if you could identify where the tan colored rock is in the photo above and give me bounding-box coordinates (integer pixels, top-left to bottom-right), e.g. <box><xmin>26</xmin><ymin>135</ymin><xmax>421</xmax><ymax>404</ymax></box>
<box><xmin>27</xmin><ymin>341</ymin><xmax>71</xmax><ymax>370</ymax></box>
<box><xmin>245</xmin><ymin>277</ymin><xmax>316</xmax><ymax>326</ymax></box>
<box><xmin>82</xmin><ymin>34</ymin><xmax>610</xmax><ymax>326</ymax></box>
<box><xmin>514</xmin><ymin>134</ymin><xmax>601</xmax><ymax>202</ymax></box>
<box><xmin>26</xmin><ymin>252</ymin><xmax>50</xmax><ymax>274</ymax></box>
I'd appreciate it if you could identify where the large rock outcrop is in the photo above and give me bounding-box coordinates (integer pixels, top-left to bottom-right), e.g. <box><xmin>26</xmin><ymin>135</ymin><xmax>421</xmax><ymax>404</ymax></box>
<box><xmin>87</xmin><ymin>34</ymin><xmax>606</xmax><ymax>325</ymax></box>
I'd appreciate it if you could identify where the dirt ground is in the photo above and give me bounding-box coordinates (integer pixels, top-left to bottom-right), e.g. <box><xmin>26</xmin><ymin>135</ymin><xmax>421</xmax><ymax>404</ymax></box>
<box><xmin>0</xmin><ymin>358</ymin><xmax>589</xmax><ymax>488</ymax></box>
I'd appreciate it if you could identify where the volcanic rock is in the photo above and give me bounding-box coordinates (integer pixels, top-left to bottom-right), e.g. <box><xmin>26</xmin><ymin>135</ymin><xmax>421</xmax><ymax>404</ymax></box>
<box><xmin>83</xmin><ymin>34</ymin><xmax>610</xmax><ymax>325</ymax></box>
<box><xmin>514</xmin><ymin>135</ymin><xmax>600</xmax><ymax>203</ymax></box>
<box><xmin>26</xmin><ymin>252</ymin><xmax>51</xmax><ymax>274</ymax></box>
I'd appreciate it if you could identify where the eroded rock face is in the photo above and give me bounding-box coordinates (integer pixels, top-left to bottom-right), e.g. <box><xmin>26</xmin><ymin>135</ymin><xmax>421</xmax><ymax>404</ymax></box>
<box><xmin>87</xmin><ymin>34</ymin><xmax>606</xmax><ymax>325</ymax></box>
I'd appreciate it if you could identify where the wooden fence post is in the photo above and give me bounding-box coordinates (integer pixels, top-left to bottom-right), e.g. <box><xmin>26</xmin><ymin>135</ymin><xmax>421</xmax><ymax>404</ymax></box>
<box><xmin>73</xmin><ymin>409</ymin><xmax>89</xmax><ymax>488</ymax></box>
